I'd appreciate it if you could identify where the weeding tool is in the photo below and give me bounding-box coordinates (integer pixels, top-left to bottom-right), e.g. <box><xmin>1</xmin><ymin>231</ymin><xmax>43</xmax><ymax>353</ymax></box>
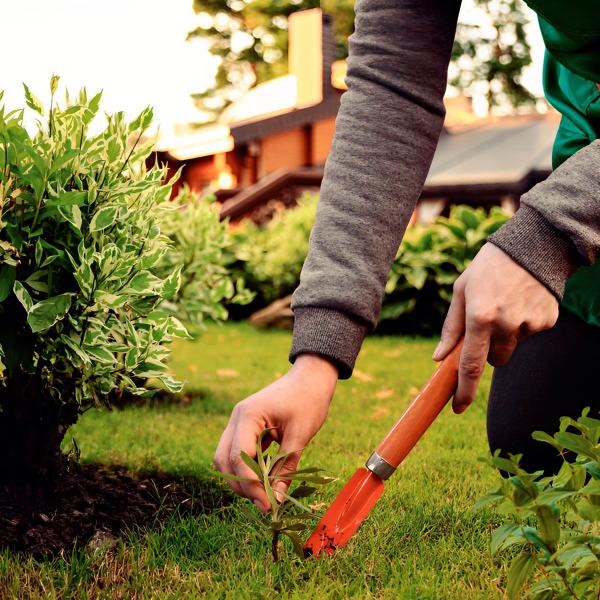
<box><xmin>303</xmin><ymin>339</ymin><xmax>464</xmax><ymax>557</ymax></box>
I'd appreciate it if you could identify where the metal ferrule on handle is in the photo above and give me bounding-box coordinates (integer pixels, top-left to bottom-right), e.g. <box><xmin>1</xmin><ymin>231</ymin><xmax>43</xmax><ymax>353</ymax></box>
<box><xmin>365</xmin><ymin>340</ymin><xmax>463</xmax><ymax>479</ymax></box>
<box><xmin>365</xmin><ymin>451</ymin><xmax>395</xmax><ymax>480</ymax></box>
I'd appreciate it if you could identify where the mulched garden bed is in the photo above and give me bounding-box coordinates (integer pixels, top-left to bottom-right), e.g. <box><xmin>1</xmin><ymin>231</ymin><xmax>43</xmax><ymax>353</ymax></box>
<box><xmin>0</xmin><ymin>461</ymin><xmax>232</xmax><ymax>558</ymax></box>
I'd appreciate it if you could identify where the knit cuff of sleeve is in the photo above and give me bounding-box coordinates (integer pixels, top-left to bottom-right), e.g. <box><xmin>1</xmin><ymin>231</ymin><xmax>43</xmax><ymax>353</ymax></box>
<box><xmin>289</xmin><ymin>307</ymin><xmax>369</xmax><ymax>380</ymax></box>
<box><xmin>488</xmin><ymin>204</ymin><xmax>582</xmax><ymax>300</ymax></box>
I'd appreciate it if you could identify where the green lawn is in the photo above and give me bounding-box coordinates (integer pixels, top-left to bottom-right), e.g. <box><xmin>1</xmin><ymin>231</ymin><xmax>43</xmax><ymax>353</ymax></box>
<box><xmin>1</xmin><ymin>323</ymin><xmax>504</xmax><ymax>599</ymax></box>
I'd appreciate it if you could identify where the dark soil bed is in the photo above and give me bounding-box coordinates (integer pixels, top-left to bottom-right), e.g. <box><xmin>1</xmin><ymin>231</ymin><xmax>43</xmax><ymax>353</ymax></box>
<box><xmin>0</xmin><ymin>461</ymin><xmax>232</xmax><ymax>558</ymax></box>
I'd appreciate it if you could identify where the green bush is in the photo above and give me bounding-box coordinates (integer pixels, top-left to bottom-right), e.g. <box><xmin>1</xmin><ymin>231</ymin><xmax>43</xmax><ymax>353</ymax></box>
<box><xmin>230</xmin><ymin>193</ymin><xmax>316</xmax><ymax>307</ymax></box>
<box><xmin>0</xmin><ymin>79</ymin><xmax>189</xmax><ymax>480</ymax></box>
<box><xmin>155</xmin><ymin>185</ymin><xmax>252</xmax><ymax>336</ymax></box>
<box><xmin>475</xmin><ymin>410</ymin><xmax>600</xmax><ymax>599</ymax></box>
<box><xmin>231</xmin><ymin>197</ymin><xmax>509</xmax><ymax>333</ymax></box>
<box><xmin>380</xmin><ymin>205</ymin><xmax>509</xmax><ymax>333</ymax></box>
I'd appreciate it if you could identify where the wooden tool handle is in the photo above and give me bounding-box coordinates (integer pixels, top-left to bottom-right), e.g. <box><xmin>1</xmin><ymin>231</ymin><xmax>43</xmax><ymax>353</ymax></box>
<box><xmin>375</xmin><ymin>339</ymin><xmax>464</xmax><ymax>469</ymax></box>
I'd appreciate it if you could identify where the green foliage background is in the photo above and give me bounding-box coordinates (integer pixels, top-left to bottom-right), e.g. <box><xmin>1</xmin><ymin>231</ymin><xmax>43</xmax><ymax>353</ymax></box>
<box><xmin>155</xmin><ymin>185</ymin><xmax>252</xmax><ymax>337</ymax></box>
<box><xmin>230</xmin><ymin>195</ymin><xmax>509</xmax><ymax>333</ymax></box>
<box><xmin>380</xmin><ymin>203</ymin><xmax>509</xmax><ymax>334</ymax></box>
<box><xmin>230</xmin><ymin>193</ymin><xmax>316</xmax><ymax>308</ymax></box>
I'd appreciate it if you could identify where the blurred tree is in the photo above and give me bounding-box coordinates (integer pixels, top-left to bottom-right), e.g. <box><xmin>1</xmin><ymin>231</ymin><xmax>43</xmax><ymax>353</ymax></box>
<box><xmin>189</xmin><ymin>0</ymin><xmax>534</xmax><ymax>121</ymax></box>
<box><xmin>187</xmin><ymin>0</ymin><xmax>354</xmax><ymax>121</ymax></box>
<box><xmin>451</xmin><ymin>0</ymin><xmax>535</xmax><ymax>111</ymax></box>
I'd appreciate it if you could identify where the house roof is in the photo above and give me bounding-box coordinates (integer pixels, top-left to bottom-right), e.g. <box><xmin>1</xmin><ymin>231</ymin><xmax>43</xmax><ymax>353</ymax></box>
<box><xmin>219</xmin><ymin>113</ymin><xmax>561</xmax><ymax>220</ymax></box>
<box><xmin>423</xmin><ymin>116</ymin><xmax>558</xmax><ymax>196</ymax></box>
<box><xmin>220</xmin><ymin>75</ymin><xmax>298</xmax><ymax>126</ymax></box>
<box><xmin>156</xmin><ymin>75</ymin><xmax>303</xmax><ymax>159</ymax></box>
<box><xmin>157</xmin><ymin>9</ymin><xmax>339</xmax><ymax>161</ymax></box>
<box><xmin>230</xmin><ymin>95</ymin><xmax>340</xmax><ymax>145</ymax></box>
<box><xmin>155</xmin><ymin>125</ymin><xmax>234</xmax><ymax>161</ymax></box>
<box><xmin>156</xmin><ymin>82</ymin><xmax>341</xmax><ymax>159</ymax></box>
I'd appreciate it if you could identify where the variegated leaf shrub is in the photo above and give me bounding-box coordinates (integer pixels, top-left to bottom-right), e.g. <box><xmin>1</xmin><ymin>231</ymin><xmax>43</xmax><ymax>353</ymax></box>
<box><xmin>0</xmin><ymin>78</ymin><xmax>190</xmax><ymax>478</ymax></box>
<box><xmin>155</xmin><ymin>185</ymin><xmax>253</xmax><ymax>336</ymax></box>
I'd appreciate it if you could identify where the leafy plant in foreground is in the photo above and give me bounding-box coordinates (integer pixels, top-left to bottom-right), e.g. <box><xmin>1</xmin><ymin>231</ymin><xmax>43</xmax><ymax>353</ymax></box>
<box><xmin>475</xmin><ymin>410</ymin><xmax>600</xmax><ymax>599</ymax></box>
<box><xmin>219</xmin><ymin>429</ymin><xmax>334</xmax><ymax>561</ymax></box>
<box><xmin>0</xmin><ymin>78</ymin><xmax>187</xmax><ymax>480</ymax></box>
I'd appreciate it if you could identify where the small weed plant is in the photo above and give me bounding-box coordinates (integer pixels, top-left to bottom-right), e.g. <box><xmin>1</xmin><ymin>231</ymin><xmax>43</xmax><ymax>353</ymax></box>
<box><xmin>219</xmin><ymin>429</ymin><xmax>334</xmax><ymax>561</ymax></box>
<box><xmin>476</xmin><ymin>410</ymin><xmax>599</xmax><ymax>599</ymax></box>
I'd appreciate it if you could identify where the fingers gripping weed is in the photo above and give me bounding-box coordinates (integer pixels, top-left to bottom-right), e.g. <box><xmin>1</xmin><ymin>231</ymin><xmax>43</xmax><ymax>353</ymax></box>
<box><xmin>218</xmin><ymin>429</ymin><xmax>334</xmax><ymax>562</ymax></box>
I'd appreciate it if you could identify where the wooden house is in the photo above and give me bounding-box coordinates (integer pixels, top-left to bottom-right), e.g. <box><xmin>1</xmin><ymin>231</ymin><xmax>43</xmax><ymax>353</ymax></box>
<box><xmin>155</xmin><ymin>9</ymin><xmax>341</xmax><ymax>213</ymax></box>
<box><xmin>156</xmin><ymin>9</ymin><xmax>559</xmax><ymax>224</ymax></box>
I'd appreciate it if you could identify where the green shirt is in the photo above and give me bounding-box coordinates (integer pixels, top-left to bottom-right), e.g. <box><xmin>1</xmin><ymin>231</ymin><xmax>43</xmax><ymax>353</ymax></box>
<box><xmin>526</xmin><ymin>1</ymin><xmax>600</xmax><ymax>325</ymax></box>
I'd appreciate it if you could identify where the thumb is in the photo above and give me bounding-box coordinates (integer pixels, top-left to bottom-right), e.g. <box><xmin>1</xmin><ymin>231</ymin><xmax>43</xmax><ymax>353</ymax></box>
<box><xmin>271</xmin><ymin>434</ymin><xmax>304</xmax><ymax>503</ymax></box>
<box><xmin>433</xmin><ymin>284</ymin><xmax>465</xmax><ymax>361</ymax></box>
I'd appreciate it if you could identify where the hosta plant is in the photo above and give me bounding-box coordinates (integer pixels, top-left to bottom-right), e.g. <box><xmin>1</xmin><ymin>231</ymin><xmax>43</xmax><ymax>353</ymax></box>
<box><xmin>380</xmin><ymin>205</ymin><xmax>509</xmax><ymax>333</ymax></box>
<box><xmin>155</xmin><ymin>185</ymin><xmax>252</xmax><ymax>336</ymax></box>
<box><xmin>475</xmin><ymin>410</ymin><xmax>600</xmax><ymax>599</ymax></box>
<box><xmin>219</xmin><ymin>429</ymin><xmax>334</xmax><ymax>562</ymax></box>
<box><xmin>230</xmin><ymin>199</ymin><xmax>509</xmax><ymax>333</ymax></box>
<box><xmin>0</xmin><ymin>78</ymin><xmax>187</xmax><ymax>481</ymax></box>
<box><xmin>230</xmin><ymin>193</ymin><xmax>317</xmax><ymax>308</ymax></box>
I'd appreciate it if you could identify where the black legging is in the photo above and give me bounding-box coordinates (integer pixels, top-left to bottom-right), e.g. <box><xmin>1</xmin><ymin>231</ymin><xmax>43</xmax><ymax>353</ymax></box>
<box><xmin>487</xmin><ymin>308</ymin><xmax>600</xmax><ymax>474</ymax></box>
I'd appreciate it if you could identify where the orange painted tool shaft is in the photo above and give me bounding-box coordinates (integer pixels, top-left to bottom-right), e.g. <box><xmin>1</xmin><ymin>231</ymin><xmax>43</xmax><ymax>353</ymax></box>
<box><xmin>375</xmin><ymin>339</ymin><xmax>464</xmax><ymax>469</ymax></box>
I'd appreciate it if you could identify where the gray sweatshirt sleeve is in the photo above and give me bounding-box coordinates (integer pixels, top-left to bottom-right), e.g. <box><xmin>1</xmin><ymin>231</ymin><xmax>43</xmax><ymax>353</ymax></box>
<box><xmin>291</xmin><ymin>1</ymin><xmax>600</xmax><ymax>380</ymax></box>
<box><xmin>489</xmin><ymin>140</ymin><xmax>600</xmax><ymax>297</ymax></box>
<box><xmin>290</xmin><ymin>0</ymin><xmax>462</xmax><ymax>378</ymax></box>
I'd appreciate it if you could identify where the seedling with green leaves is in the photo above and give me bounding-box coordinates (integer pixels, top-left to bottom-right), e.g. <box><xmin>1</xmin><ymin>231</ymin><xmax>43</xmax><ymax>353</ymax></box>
<box><xmin>475</xmin><ymin>410</ymin><xmax>600</xmax><ymax>599</ymax></box>
<box><xmin>219</xmin><ymin>428</ymin><xmax>334</xmax><ymax>562</ymax></box>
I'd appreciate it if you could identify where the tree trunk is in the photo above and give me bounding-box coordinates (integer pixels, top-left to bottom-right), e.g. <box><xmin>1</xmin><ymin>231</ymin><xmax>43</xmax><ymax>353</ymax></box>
<box><xmin>0</xmin><ymin>372</ymin><xmax>79</xmax><ymax>483</ymax></box>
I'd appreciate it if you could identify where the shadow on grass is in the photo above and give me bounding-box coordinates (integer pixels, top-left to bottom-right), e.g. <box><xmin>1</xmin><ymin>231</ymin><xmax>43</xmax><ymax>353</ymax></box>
<box><xmin>0</xmin><ymin>461</ymin><xmax>234</xmax><ymax>559</ymax></box>
<box><xmin>110</xmin><ymin>388</ymin><xmax>237</xmax><ymax>416</ymax></box>
<box><xmin>110</xmin><ymin>389</ymin><xmax>207</xmax><ymax>410</ymax></box>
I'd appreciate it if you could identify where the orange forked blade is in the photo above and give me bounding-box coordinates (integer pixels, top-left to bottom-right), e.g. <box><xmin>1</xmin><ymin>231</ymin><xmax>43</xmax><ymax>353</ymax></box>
<box><xmin>303</xmin><ymin>468</ymin><xmax>384</xmax><ymax>558</ymax></box>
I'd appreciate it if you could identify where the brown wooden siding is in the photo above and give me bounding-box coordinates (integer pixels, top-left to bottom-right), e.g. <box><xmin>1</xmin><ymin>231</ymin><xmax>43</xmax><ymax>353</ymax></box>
<box><xmin>258</xmin><ymin>128</ymin><xmax>309</xmax><ymax>177</ymax></box>
<box><xmin>311</xmin><ymin>117</ymin><xmax>336</xmax><ymax>164</ymax></box>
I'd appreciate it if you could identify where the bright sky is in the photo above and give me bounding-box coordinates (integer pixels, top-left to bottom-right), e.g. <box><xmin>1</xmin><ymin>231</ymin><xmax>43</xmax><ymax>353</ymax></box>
<box><xmin>458</xmin><ymin>0</ymin><xmax>544</xmax><ymax>114</ymax></box>
<box><xmin>1</xmin><ymin>0</ymin><xmax>545</xmax><ymax>131</ymax></box>
<box><xmin>1</xmin><ymin>0</ymin><xmax>217</xmax><ymax>133</ymax></box>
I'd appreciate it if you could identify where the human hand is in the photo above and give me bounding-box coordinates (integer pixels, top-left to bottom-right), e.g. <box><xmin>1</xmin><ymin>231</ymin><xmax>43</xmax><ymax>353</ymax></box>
<box><xmin>433</xmin><ymin>243</ymin><xmax>559</xmax><ymax>413</ymax></box>
<box><xmin>213</xmin><ymin>353</ymin><xmax>338</xmax><ymax>511</ymax></box>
